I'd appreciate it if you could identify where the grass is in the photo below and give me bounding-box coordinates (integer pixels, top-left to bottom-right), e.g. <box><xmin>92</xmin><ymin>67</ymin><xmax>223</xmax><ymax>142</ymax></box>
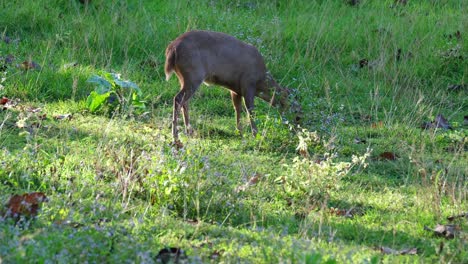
<box><xmin>1</xmin><ymin>0</ymin><xmax>467</xmax><ymax>263</ymax></box>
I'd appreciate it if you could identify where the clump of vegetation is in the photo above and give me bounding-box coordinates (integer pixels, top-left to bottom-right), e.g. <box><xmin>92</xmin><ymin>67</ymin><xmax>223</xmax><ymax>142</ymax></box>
<box><xmin>86</xmin><ymin>72</ymin><xmax>145</xmax><ymax>115</ymax></box>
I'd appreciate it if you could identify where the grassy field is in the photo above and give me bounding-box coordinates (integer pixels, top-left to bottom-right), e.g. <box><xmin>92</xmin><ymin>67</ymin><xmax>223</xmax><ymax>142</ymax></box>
<box><xmin>0</xmin><ymin>0</ymin><xmax>467</xmax><ymax>263</ymax></box>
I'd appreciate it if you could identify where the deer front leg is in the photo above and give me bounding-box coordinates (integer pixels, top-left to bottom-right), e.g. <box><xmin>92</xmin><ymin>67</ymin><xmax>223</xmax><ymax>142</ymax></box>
<box><xmin>230</xmin><ymin>91</ymin><xmax>242</xmax><ymax>133</ymax></box>
<box><xmin>244</xmin><ymin>91</ymin><xmax>258</xmax><ymax>137</ymax></box>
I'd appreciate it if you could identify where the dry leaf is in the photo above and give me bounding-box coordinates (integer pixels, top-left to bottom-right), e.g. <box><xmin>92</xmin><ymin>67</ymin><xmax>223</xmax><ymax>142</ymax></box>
<box><xmin>5</xmin><ymin>192</ymin><xmax>48</xmax><ymax>222</ymax></box>
<box><xmin>378</xmin><ymin>152</ymin><xmax>399</xmax><ymax>161</ymax></box>
<box><xmin>1</xmin><ymin>98</ymin><xmax>19</xmax><ymax>110</ymax></box>
<box><xmin>371</xmin><ymin>121</ymin><xmax>384</xmax><ymax>128</ymax></box>
<box><xmin>19</xmin><ymin>60</ymin><xmax>41</xmax><ymax>71</ymax></box>
<box><xmin>235</xmin><ymin>173</ymin><xmax>263</xmax><ymax>192</ymax></box>
<box><xmin>248</xmin><ymin>173</ymin><xmax>262</xmax><ymax>185</ymax></box>
<box><xmin>424</xmin><ymin>224</ymin><xmax>460</xmax><ymax>239</ymax></box>
<box><xmin>0</xmin><ymin>97</ymin><xmax>9</xmax><ymax>105</ymax></box>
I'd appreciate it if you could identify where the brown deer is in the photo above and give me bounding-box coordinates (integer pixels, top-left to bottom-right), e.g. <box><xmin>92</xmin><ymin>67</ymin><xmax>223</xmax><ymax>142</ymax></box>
<box><xmin>164</xmin><ymin>30</ymin><xmax>301</xmax><ymax>145</ymax></box>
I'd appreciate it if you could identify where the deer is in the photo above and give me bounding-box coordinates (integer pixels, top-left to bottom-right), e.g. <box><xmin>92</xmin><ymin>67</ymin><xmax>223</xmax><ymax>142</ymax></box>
<box><xmin>164</xmin><ymin>30</ymin><xmax>302</xmax><ymax>145</ymax></box>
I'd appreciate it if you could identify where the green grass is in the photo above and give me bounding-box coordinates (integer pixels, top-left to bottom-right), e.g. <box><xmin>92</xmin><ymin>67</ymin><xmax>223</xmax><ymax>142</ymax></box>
<box><xmin>1</xmin><ymin>0</ymin><xmax>467</xmax><ymax>263</ymax></box>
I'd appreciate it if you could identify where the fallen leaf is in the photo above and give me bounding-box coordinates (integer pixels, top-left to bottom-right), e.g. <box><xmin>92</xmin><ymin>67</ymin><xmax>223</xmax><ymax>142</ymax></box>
<box><xmin>378</xmin><ymin>152</ymin><xmax>399</xmax><ymax>161</ymax></box>
<box><xmin>235</xmin><ymin>173</ymin><xmax>263</xmax><ymax>192</ymax></box>
<box><xmin>1</xmin><ymin>98</ymin><xmax>19</xmax><ymax>110</ymax></box>
<box><xmin>5</xmin><ymin>192</ymin><xmax>48</xmax><ymax>222</ymax></box>
<box><xmin>19</xmin><ymin>60</ymin><xmax>41</xmax><ymax>71</ymax></box>
<box><xmin>156</xmin><ymin>247</ymin><xmax>186</xmax><ymax>264</ymax></box>
<box><xmin>54</xmin><ymin>114</ymin><xmax>73</xmax><ymax>120</ymax></box>
<box><xmin>371</xmin><ymin>121</ymin><xmax>384</xmax><ymax>128</ymax></box>
<box><xmin>248</xmin><ymin>173</ymin><xmax>262</xmax><ymax>185</ymax></box>
<box><xmin>378</xmin><ymin>246</ymin><xmax>417</xmax><ymax>255</ymax></box>
<box><xmin>447</xmin><ymin>212</ymin><xmax>468</xmax><ymax>221</ymax></box>
<box><xmin>0</xmin><ymin>97</ymin><xmax>9</xmax><ymax>105</ymax></box>
<box><xmin>424</xmin><ymin>224</ymin><xmax>460</xmax><ymax>239</ymax></box>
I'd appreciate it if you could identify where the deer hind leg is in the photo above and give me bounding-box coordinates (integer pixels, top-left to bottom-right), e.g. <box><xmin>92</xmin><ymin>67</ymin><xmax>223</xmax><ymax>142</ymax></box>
<box><xmin>172</xmin><ymin>79</ymin><xmax>202</xmax><ymax>142</ymax></box>
<box><xmin>182</xmin><ymin>102</ymin><xmax>193</xmax><ymax>136</ymax></box>
<box><xmin>230</xmin><ymin>91</ymin><xmax>243</xmax><ymax>133</ymax></box>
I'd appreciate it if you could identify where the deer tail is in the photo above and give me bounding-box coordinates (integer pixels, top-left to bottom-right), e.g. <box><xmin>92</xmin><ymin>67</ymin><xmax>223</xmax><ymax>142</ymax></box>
<box><xmin>164</xmin><ymin>44</ymin><xmax>176</xmax><ymax>81</ymax></box>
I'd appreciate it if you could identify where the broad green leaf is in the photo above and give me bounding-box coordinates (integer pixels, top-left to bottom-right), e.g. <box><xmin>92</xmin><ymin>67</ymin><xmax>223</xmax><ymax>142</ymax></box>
<box><xmin>132</xmin><ymin>93</ymin><xmax>146</xmax><ymax>109</ymax></box>
<box><xmin>115</xmin><ymin>79</ymin><xmax>141</xmax><ymax>94</ymax></box>
<box><xmin>111</xmin><ymin>73</ymin><xmax>141</xmax><ymax>94</ymax></box>
<box><xmin>87</xmin><ymin>75</ymin><xmax>112</xmax><ymax>94</ymax></box>
<box><xmin>86</xmin><ymin>91</ymin><xmax>110</xmax><ymax>113</ymax></box>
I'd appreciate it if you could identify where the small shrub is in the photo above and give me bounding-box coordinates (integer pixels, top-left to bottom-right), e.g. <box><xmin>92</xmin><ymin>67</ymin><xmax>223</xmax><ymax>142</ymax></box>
<box><xmin>86</xmin><ymin>72</ymin><xmax>145</xmax><ymax>116</ymax></box>
<box><xmin>280</xmin><ymin>128</ymin><xmax>371</xmax><ymax>212</ymax></box>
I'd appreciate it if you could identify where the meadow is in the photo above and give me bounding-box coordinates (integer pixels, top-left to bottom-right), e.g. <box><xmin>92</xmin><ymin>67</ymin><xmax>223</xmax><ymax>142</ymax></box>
<box><xmin>0</xmin><ymin>0</ymin><xmax>467</xmax><ymax>263</ymax></box>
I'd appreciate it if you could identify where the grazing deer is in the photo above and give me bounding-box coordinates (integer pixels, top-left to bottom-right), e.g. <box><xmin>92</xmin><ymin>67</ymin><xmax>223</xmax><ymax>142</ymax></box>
<box><xmin>164</xmin><ymin>30</ymin><xmax>301</xmax><ymax>145</ymax></box>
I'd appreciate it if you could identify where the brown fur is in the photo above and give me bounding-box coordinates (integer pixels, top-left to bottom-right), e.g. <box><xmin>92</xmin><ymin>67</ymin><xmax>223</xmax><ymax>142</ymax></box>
<box><xmin>165</xmin><ymin>30</ymin><xmax>301</xmax><ymax>143</ymax></box>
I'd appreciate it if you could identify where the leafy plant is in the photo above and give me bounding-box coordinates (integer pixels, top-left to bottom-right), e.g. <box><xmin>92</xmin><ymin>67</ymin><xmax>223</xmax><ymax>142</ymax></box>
<box><xmin>280</xmin><ymin>129</ymin><xmax>371</xmax><ymax>211</ymax></box>
<box><xmin>86</xmin><ymin>72</ymin><xmax>145</xmax><ymax>115</ymax></box>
